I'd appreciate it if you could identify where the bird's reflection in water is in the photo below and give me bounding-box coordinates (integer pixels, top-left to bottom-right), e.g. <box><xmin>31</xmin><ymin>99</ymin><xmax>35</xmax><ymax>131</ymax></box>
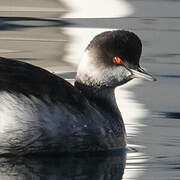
<box><xmin>0</xmin><ymin>151</ymin><xmax>126</xmax><ymax>180</ymax></box>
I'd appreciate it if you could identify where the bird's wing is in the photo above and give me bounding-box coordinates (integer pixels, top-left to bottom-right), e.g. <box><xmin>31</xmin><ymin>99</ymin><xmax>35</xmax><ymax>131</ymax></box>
<box><xmin>0</xmin><ymin>57</ymin><xmax>86</xmax><ymax>107</ymax></box>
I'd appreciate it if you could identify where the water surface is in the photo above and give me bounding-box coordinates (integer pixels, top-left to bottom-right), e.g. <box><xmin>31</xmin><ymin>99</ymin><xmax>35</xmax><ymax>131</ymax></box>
<box><xmin>0</xmin><ymin>0</ymin><xmax>179</xmax><ymax>179</ymax></box>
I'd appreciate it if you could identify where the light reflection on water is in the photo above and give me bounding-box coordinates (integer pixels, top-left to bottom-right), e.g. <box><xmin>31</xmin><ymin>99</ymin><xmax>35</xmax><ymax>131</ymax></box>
<box><xmin>60</xmin><ymin>0</ymin><xmax>133</xmax><ymax>18</ymax></box>
<box><xmin>0</xmin><ymin>0</ymin><xmax>180</xmax><ymax>179</ymax></box>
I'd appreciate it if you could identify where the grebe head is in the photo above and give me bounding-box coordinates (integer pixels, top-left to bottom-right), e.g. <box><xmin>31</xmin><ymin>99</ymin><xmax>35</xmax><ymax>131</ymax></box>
<box><xmin>76</xmin><ymin>30</ymin><xmax>156</xmax><ymax>88</ymax></box>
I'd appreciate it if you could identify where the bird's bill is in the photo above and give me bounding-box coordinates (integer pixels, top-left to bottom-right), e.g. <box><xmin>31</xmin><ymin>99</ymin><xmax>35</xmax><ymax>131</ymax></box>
<box><xmin>130</xmin><ymin>66</ymin><xmax>157</xmax><ymax>81</ymax></box>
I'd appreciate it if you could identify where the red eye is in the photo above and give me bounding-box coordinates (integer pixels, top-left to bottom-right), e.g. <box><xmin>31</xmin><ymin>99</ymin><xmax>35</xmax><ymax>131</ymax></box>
<box><xmin>112</xmin><ymin>57</ymin><xmax>123</xmax><ymax>65</ymax></box>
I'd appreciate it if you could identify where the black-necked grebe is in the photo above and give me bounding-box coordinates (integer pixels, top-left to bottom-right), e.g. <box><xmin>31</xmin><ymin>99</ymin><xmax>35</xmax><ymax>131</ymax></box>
<box><xmin>0</xmin><ymin>30</ymin><xmax>156</xmax><ymax>155</ymax></box>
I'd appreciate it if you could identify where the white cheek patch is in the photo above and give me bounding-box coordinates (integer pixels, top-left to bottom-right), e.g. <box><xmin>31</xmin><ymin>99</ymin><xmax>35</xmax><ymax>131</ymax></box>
<box><xmin>77</xmin><ymin>52</ymin><xmax>131</xmax><ymax>86</ymax></box>
<box><xmin>77</xmin><ymin>52</ymin><xmax>98</xmax><ymax>77</ymax></box>
<box><xmin>99</xmin><ymin>66</ymin><xmax>131</xmax><ymax>85</ymax></box>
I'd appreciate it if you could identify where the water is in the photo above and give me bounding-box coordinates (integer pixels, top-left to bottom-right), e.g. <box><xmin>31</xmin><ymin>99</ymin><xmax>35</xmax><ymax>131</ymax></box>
<box><xmin>0</xmin><ymin>0</ymin><xmax>180</xmax><ymax>179</ymax></box>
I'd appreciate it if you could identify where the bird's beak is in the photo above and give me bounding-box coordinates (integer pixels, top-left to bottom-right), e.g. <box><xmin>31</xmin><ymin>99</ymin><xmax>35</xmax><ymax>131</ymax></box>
<box><xmin>130</xmin><ymin>66</ymin><xmax>157</xmax><ymax>81</ymax></box>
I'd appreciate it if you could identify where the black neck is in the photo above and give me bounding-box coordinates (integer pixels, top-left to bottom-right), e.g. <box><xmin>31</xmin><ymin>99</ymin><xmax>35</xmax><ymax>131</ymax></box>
<box><xmin>75</xmin><ymin>81</ymin><xmax>115</xmax><ymax>107</ymax></box>
<box><xmin>75</xmin><ymin>81</ymin><xmax>124</xmax><ymax>121</ymax></box>
<box><xmin>74</xmin><ymin>81</ymin><xmax>126</xmax><ymax>137</ymax></box>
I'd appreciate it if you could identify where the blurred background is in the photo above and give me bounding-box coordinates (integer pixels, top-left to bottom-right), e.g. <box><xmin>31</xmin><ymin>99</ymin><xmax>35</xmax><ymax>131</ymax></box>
<box><xmin>0</xmin><ymin>0</ymin><xmax>179</xmax><ymax>179</ymax></box>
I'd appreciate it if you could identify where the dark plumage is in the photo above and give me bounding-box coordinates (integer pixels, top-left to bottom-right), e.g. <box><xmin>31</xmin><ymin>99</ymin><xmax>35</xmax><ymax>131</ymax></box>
<box><xmin>0</xmin><ymin>57</ymin><xmax>85</xmax><ymax>106</ymax></box>
<box><xmin>0</xmin><ymin>30</ymin><xmax>155</xmax><ymax>155</ymax></box>
<box><xmin>86</xmin><ymin>30</ymin><xmax>142</xmax><ymax>67</ymax></box>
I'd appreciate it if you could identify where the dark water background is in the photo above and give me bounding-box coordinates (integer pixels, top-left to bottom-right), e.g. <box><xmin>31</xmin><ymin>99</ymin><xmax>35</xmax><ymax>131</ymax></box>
<box><xmin>0</xmin><ymin>0</ymin><xmax>180</xmax><ymax>179</ymax></box>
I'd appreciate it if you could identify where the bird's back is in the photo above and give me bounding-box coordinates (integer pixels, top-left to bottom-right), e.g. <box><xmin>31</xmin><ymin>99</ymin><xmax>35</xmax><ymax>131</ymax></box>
<box><xmin>0</xmin><ymin>57</ymin><xmax>85</xmax><ymax>105</ymax></box>
<box><xmin>0</xmin><ymin>57</ymin><xmax>109</xmax><ymax>155</ymax></box>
